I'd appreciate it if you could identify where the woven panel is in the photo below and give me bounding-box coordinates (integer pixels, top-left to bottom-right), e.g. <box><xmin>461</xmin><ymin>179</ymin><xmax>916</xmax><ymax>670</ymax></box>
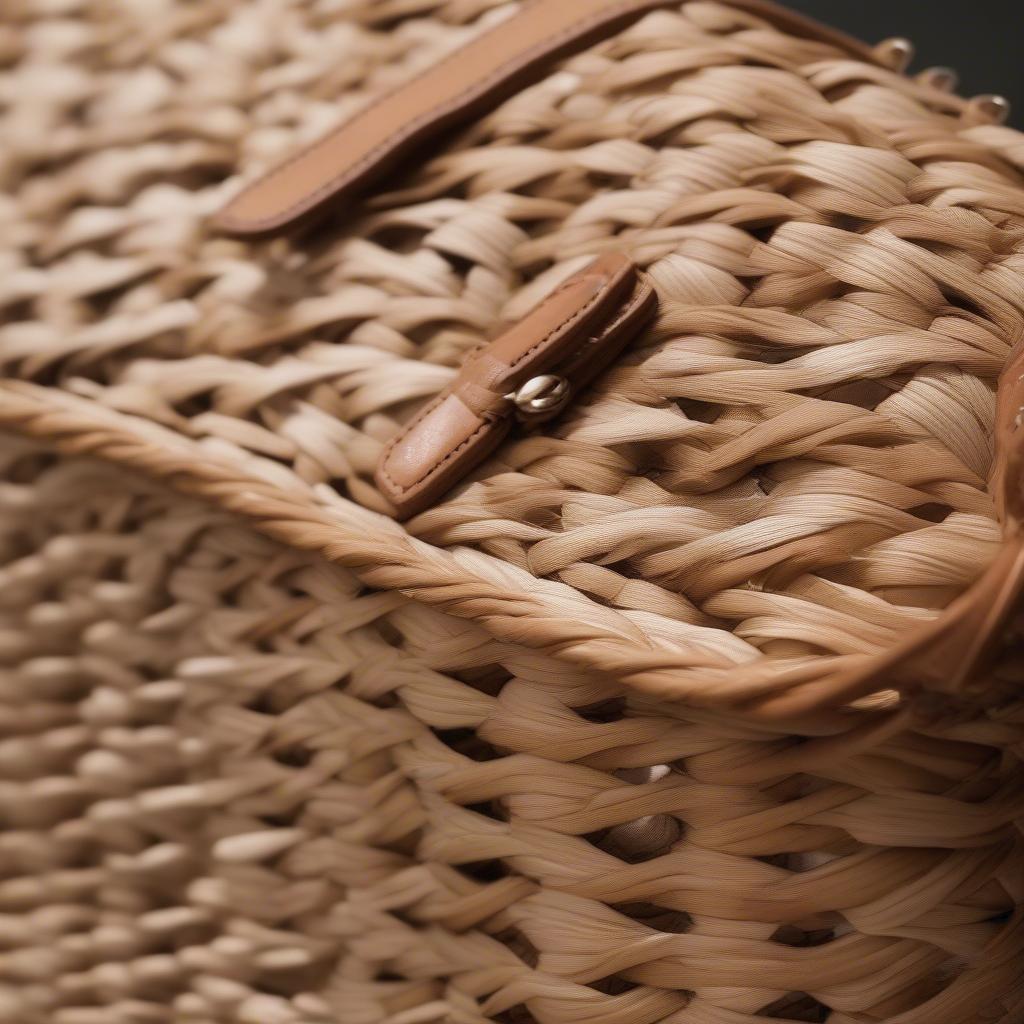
<box><xmin>0</xmin><ymin>441</ymin><xmax>1021</xmax><ymax>1023</ymax></box>
<box><xmin>2</xmin><ymin>0</ymin><xmax>1023</xmax><ymax>689</ymax></box>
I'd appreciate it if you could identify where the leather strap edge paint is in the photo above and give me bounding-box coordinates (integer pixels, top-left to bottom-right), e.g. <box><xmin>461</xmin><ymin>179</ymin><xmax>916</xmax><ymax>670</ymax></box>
<box><xmin>212</xmin><ymin>0</ymin><xmax>877</xmax><ymax>236</ymax></box>
<box><xmin>375</xmin><ymin>254</ymin><xmax>657</xmax><ymax>519</ymax></box>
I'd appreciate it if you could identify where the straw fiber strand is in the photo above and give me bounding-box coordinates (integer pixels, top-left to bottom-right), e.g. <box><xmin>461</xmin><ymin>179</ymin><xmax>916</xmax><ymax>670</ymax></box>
<box><xmin>0</xmin><ymin>444</ymin><xmax>1021</xmax><ymax>1023</ymax></box>
<box><xmin>2</xmin><ymin>0</ymin><xmax>1024</xmax><ymax>1019</ymax></box>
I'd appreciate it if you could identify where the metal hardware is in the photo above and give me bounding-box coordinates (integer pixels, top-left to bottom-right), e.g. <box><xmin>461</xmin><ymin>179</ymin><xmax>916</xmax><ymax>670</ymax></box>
<box><xmin>508</xmin><ymin>374</ymin><xmax>571</xmax><ymax>418</ymax></box>
<box><xmin>873</xmin><ymin>37</ymin><xmax>914</xmax><ymax>73</ymax></box>
<box><xmin>917</xmin><ymin>66</ymin><xmax>958</xmax><ymax>92</ymax></box>
<box><xmin>964</xmin><ymin>94</ymin><xmax>1011</xmax><ymax>126</ymax></box>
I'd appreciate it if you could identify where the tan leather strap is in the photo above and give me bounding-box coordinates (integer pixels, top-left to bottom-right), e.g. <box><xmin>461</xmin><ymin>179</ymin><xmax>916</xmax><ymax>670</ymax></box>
<box><xmin>213</xmin><ymin>0</ymin><xmax>877</xmax><ymax>236</ymax></box>
<box><xmin>376</xmin><ymin>253</ymin><xmax>657</xmax><ymax>519</ymax></box>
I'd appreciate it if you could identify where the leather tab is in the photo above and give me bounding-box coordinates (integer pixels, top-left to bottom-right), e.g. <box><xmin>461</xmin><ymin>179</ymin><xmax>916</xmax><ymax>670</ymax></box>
<box><xmin>376</xmin><ymin>254</ymin><xmax>657</xmax><ymax>519</ymax></box>
<box><xmin>212</xmin><ymin>0</ymin><xmax>877</xmax><ymax>236</ymax></box>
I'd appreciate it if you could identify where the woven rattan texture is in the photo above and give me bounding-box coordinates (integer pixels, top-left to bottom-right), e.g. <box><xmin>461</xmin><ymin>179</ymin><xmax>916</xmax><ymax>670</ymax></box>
<box><xmin>2</xmin><ymin>0</ymin><xmax>1024</xmax><ymax>696</ymax></box>
<box><xmin>0</xmin><ymin>443</ymin><xmax>1021</xmax><ymax>1023</ymax></box>
<box><xmin>2</xmin><ymin>2</ymin><xmax>1024</xmax><ymax>1020</ymax></box>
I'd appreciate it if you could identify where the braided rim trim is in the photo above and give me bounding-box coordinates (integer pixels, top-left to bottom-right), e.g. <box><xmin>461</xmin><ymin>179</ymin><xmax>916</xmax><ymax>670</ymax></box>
<box><xmin>2</xmin><ymin>378</ymin><xmax>1017</xmax><ymax>724</ymax></box>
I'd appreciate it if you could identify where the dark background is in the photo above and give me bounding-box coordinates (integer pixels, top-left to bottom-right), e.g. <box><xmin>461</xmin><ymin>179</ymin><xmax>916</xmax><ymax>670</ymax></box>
<box><xmin>789</xmin><ymin>1</ymin><xmax>1023</xmax><ymax>125</ymax></box>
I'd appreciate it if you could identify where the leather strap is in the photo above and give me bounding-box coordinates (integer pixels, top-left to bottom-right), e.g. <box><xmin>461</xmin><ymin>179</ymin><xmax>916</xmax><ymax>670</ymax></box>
<box><xmin>376</xmin><ymin>253</ymin><xmax>657</xmax><ymax>519</ymax></box>
<box><xmin>213</xmin><ymin>0</ymin><xmax>877</xmax><ymax>236</ymax></box>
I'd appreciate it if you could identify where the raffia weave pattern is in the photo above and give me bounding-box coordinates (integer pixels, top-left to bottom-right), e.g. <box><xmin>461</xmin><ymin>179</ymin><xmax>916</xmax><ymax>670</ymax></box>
<box><xmin>2</xmin><ymin>0</ymin><xmax>1024</xmax><ymax>1020</ymax></box>
<box><xmin>0</xmin><ymin>443</ymin><xmax>1022</xmax><ymax>1023</ymax></box>
<box><xmin>2</xmin><ymin>0</ymin><xmax>1022</xmax><ymax>694</ymax></box>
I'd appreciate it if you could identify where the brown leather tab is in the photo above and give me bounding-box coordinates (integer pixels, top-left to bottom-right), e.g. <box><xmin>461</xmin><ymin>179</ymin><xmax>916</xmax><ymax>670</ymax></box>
<box><xmin>376</xmin><ymin>253</ymin><xmax>657</xmax><ymax>519</ymax></box>
<box><xmin>213</xmin><ymin>0</ymin><xmax>877</xmax><ymax>236</ymax></box>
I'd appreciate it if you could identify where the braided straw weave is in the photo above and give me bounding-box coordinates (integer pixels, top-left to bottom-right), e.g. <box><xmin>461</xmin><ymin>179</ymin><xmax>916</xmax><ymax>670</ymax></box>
<box><xmin>1</xmin><ymin>0</ymin><xmax>1023</xmax><ymax>1021</ymax></box>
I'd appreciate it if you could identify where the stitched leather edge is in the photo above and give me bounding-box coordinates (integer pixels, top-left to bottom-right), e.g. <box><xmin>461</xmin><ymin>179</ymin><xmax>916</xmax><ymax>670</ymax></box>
<box><xmin>378</xmin><ymin>262</ymin><xmax>629</xmax><ymax>500</ymax></box>
<box><xmin>213</xmin><ymin>0</ymin><xmax>881</xmax><ymax>234</ymax></box>
<box><xmin>215</xmin><ymin>0</ymin><xmax>662</xmax><ymax>232</ymax></box>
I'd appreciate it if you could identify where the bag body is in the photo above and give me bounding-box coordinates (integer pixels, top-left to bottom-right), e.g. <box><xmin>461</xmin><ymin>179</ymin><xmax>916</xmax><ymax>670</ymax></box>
<box><xmin>1</xmin><ymin>1</ymin><xmax>1023</xmax><ymax>1021</ymax></box>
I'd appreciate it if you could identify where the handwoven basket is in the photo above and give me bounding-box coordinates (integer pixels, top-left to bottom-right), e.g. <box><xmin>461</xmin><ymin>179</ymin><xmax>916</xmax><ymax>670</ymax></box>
<box><xmin>1</xmin><ymin>1</ymin><xmax>1023</xmax><ymax>1022</ymax></box>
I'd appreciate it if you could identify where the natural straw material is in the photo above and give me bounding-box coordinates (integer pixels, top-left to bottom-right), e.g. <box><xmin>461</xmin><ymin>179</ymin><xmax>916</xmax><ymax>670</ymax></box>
<box><xmin>1</xmin><ymin>443</ymin><xmax>1022</xmax><ymax>1024</ymax></box>
<box><xmin>1</xmin><ymin>0</ymin><xmax>1023</xmax><ymax>1021</ymax></box>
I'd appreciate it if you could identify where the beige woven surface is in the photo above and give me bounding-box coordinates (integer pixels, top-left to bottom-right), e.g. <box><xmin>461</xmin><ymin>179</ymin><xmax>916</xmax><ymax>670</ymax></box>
<box><xmin>2</xmin><ymin>0</ymin><xmax>1024</xmax><ymax>714</ymax></box>
<box><xmin>0</xmin><ymin>443</ymin><xmax>1021</xmax><ymax>1023</ymax></box>
<box><xmin>2</xmin><ymin>0</ymin><xmax>1024</xmax><ymax>1020</ymax></box>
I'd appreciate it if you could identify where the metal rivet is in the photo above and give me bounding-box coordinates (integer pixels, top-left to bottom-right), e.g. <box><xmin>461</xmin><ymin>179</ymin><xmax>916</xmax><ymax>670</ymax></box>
<box><xmin>964</xmin><ymin>94</ymin><xmax>1011</xmax><ymax>126</ymax></box>
<box><xmin>508</xmin><ymin>374</ymin><xmax>571</xmax><ymax>418</ymax></box>
<box><xmin>917</xmin><ymin>66</ymin><xmax>958</xmax><ymax>92</ymax></box>
<box><xmin>874</xmin><ymin>37</ymin><xmax>914</xmax><ymax>73</ymax></box>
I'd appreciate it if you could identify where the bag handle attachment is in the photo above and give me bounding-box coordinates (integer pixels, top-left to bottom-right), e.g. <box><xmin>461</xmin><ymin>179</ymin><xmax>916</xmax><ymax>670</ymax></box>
<box><xmin>212</xmin><ymin>0</ymin><xmax>876</xmax><ymax>236</ymax></box>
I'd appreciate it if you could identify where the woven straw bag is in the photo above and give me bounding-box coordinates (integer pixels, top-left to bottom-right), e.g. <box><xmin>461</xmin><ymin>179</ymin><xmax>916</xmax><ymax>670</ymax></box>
<box><xmin>2</xmin><ymin>1</ymin><xmax>1024</xmax><ymax>1021</ymax></box>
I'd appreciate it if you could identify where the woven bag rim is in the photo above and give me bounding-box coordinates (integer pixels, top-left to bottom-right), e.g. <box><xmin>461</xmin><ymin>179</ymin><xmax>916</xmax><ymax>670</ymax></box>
<box><xmin>3</xmin><ymin>376</ymin><xmax>1020</xmax><ymax>723</ymax></box>
<box><xmin>2</xmin><ymin>0</ymin><xmax>1020</xmax><ymax>721</ymax></box>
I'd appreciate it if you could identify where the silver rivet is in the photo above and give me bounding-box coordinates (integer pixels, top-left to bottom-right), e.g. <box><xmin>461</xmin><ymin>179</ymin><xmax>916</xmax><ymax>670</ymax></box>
<box><xmin>508</xmin><ymin>374</ymin><xmax>571</xmax><ymax>418</ymax></box>
<box><xmin>917</xmin><ymin>66</ymin><xmax>958</xmax><ymax>92</ymax></box>
<box><xmin>964</xmin><ymin>94</ymin><xmax>1011</xmax><ymax>125</ymax></box>
<box><xmin>874</xmin><ymin>37</ymin><xmax>914</xmax><ymax>73</ymax></box>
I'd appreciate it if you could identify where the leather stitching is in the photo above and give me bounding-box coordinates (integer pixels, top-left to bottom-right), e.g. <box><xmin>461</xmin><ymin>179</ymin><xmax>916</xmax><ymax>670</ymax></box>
<box><xmin>559</xmin><ymin>277</ymin><xmax>654</xmax><ymax>370</ymax></box>
<box><xmin>378</xmin><ymin>263</ymin><xmax>629</xmax><ymax>501</ymax></box>
<box><xmin>216</xmin><ymin>0</ymin><xmax>877</xmax><ymax>231</ymax></box>
<box><xmin>217</xmin><ymin>0</ymin><xmax>663</xmax><ymax>230</ymax></box>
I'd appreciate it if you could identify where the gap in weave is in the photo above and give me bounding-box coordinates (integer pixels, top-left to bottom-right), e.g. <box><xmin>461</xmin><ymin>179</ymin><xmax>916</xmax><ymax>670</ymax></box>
<box><xmin>753</xmin><ymin>852</ymin><xmax>813</xmax><ymax>872</ymax></box>
<box><xmin>174</xmin><ymin>391</ymin><xmax>216</xmax><ymax>420</ymax></box>
<box><xmin>3</xmin><ymin>297</ymin><xmax>34</xmax><ymax>323</ymax></box>
<box><xmin>758</xmin><ymin>992</ymin><xmax>832</xmax><ymax>1021</ymax></box>
<box><xmin>452</xmin><ymin>664</ymin><xmax>514</xmax><ymax>698</ymax></box>
<box><xmin>364</xmin><ymin>222</ymin><xmax>433</xmax><ymax>254</ymax></box>
<box><xmin>459</xmin><ymin>858</ymin><xmax>510</xmax><ymax>885</ymax></box>
<box><xmin>273</xmin><ymin>744</ymin><xmax>314</xmax><ymax>769</ymax></box>
<box><xmin>3</xmin><ymin>448</ymin><xmax>54</xmax><ymax>482</ymax></box>
<box><xmin>748</xmin><ymin>224</ymin><xmax>778</xmax><ymax>245</ymax></box>
<box><xmin>613</xmin><ymin>901</ymin><xmax>693</xmax><ymax>934</ymax></box>
<box><xmin>770</xmin><ymin>922</ymin><xmax>837</xmax><ymax>947</ymax></box>
<box><xmin>817</xmin><ymin>379</ymin><xmax>896</xmax><ymax>411</ymax></box>
<box><xmin>436</xmin><ymin>727</ymin><xmax>503</xmax><ymax>762</ymax></box>
<box><xmin>375</xmin><ymin>617</ymin><xmax>406</xmax><ymax>649</ymax></box>
<box><xmin>494</xmin><ymin>1009</ymin><xmax>538</xmax><ymax>1024</ymax></box>
<box><xmin>588</xmin><ymin>975</ymin><xmax>642</xmax><ymax>996</ymax></box>
<box><xmin>908</xmin><ymin>502</ymin><xmax>953</xmax><ymax>524</ymax></box>
<box><xmin>584</xmin><ymin>820</ymin><xmax>684</xmax><ymax>864</ymax></box>
<box><xmin>495</xmin><ymin>925</ymin><xmax>541</xmax><ymax>970</ymax></box>
<box><xmin>940</xmin><ymin>290</ymin><xmax>987</xmax><ymax>321</ymax></box>
<box><xmin>575</xmin><ymin>696</ymin><xmax>627</xmax><ymax>723</ymax></box>
<box><xmin>465</xmin><ymin>799</ymin><xmax>508</xmax><ymax>823</ymax></box>
<box><xmin>675</xmin><ymin>397</ymin><xmax>723</xmax><ymax>423</ymax></box>
<box><xmin>81</xmin><ymin>280</ymin><xmax>148</xmax><ymax>322</ymax></box>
